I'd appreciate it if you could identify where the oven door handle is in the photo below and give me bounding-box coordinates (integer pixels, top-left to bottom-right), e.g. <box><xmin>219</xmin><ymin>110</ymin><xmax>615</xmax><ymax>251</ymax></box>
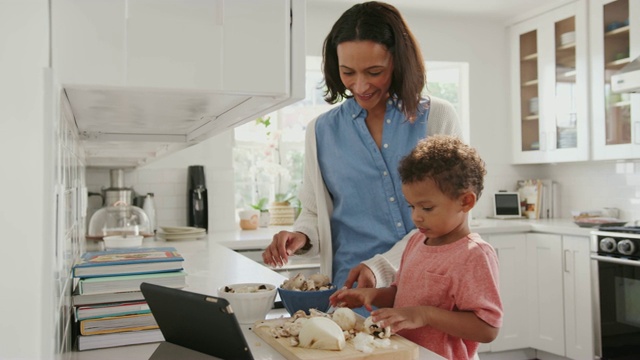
<box><xmin>590</xmin><ymin>254</ymin><xmax>640</xmax><ymax>267</ymax></box>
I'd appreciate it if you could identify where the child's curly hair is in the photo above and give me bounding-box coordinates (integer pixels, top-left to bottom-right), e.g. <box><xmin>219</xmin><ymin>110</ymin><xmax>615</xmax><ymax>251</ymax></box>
<box><xmin>398</xmin><ymin>135</ymin><xmax>486</xmax><ymax>200</ymax></box>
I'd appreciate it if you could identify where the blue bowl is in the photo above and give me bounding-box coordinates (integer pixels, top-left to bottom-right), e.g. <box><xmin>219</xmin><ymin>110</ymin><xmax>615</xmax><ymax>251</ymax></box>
<box><xmin>277</xmin><ymin>286</ymin><xmax>337</xmax><ymax>315</ymax></box>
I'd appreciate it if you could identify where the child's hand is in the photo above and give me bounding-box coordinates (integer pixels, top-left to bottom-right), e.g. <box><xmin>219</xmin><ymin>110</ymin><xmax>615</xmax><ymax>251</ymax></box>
<box><xmin>329</xmin><ymin>287</ymin><xmax>377</xmax><ymax>311</ymax></box>
<box><xmin>371</xmin><ymin>306</ymin><xmax>428</xmax><ymax>333</ymax></box>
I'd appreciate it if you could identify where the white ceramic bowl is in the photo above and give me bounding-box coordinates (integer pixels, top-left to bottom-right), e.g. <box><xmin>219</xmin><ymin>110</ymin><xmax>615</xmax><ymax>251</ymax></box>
<box><xmin>217</xmin><ymin>283</ymin><xmax>277</xmax><ymax>324</ymax></box>
<box><xmin>102</xmin><ymin>235</ymin><xmax>143</xmax><ymax>249</ymax></box>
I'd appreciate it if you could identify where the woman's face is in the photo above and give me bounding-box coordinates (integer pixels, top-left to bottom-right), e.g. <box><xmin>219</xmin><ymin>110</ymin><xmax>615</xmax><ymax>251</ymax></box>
<box><xmin>336</xmin><ymin>40</ymin><xmax>393</xmax><ymax>113</ymax></box>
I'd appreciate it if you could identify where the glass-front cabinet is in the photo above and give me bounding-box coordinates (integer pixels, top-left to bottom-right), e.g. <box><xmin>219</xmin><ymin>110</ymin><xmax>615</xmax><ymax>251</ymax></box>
<box><xmin>509</xmin><ymin>1</ymin><xmax>589</xmax><ymax>164</ymax></box>
<box><xmin>590</xmin><ymin>0</ymin><xmax>640</xmax><ymax>160</ymax></box>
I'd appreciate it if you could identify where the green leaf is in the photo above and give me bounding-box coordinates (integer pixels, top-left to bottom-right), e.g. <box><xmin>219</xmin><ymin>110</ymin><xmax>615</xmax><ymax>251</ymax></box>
<box><xmin>250</xmin><ymin>197</ymin><xmax>269</xmax><ymax>211</ymax></box>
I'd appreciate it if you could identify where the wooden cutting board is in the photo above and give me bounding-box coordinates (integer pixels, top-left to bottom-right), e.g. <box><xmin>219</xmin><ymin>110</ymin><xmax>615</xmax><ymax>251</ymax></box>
<box><xmin>252</xmin><ymin>319</ymin><xmax>419</xmax><ymax>360</ymax></box>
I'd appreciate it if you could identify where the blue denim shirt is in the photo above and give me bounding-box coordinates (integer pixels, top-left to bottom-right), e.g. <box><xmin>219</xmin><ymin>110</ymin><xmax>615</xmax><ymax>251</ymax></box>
<box><xmin>315</xmin><ymin>97</ymin><xmax>430</xmax><ymax>288</ymax></box>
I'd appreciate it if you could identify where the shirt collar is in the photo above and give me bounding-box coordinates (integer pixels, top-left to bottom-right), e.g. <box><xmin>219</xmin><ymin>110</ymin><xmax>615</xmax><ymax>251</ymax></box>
<box><xmin>345</xmin><ymin>96</ymin><xmax>404</xmax><ymax>120</ymax></box>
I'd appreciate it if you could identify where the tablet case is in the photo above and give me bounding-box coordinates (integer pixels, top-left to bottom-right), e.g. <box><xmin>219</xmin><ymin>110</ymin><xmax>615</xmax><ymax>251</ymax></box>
<box><xmin>140</xmin><ymin>282</ymin><xmax>253</xmax><ymax>360</ymax></box>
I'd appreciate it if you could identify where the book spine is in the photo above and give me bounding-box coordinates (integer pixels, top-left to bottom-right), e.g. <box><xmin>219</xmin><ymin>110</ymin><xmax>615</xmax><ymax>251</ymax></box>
<box><xmin>76</xmin><ymin>329</ymin><xmax>164</xmax><ymax>351</ymax></box>
<box><xmin>75</xmin><ymin>267</ymin><xmax>184</xmax><ymax>279</ymax></box>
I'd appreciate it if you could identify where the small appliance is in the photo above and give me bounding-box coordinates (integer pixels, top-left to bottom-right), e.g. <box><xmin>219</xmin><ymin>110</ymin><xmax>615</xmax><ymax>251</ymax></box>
<box><xmin>87</xmin><ymin>169</ymin><xmax>151</xmax><ymax>239</ymax></box>
<box><xmin>187</xmin><ymin>165</ymin><xmax>208</xmax><ymax>231</ymax></box>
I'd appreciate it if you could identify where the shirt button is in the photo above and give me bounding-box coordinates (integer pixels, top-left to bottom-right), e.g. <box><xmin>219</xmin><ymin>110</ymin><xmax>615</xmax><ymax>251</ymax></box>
<box><xmin>389</xmin><ymin>197</ymin><xmax>395</xmax><ymax>202</ymax></box>
<box><xmin>386</xmin><ymin>119</ymin><xmax>391</xmax><ymax>124</ymax></box>
<box><xmin>352</xmin><ymin>114</ymin><xmax>356</xmax><ymax>118</ymax></box>
<box><xmin>387</xmin><ymin>99</ymin><xmax>393</xmax><ymax>105</ymax></box>
<box><xmin>396</xmin><ymin>222</ymin><xmax>402</xmax><ymax>227</ymax></box>
<box><xmin>383</xmin><ymin>171</ymin><xmax>388</xmax><ymax>176</ymax></box>
<box><xmin>383</xmin><ymin>144</ymin><xmax>389</xmax><ymax>148</ymax></box>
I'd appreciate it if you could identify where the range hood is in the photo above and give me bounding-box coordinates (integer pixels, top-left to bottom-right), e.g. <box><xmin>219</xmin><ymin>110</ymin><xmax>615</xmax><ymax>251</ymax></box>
<box><xmin>611</xmin><ymin>56</ymin><xmax>640</xmax><ymax>93</ymax></box>
<box><xmin>63</xmin><ymin>85</ymin><xmax>297</xmax><ymax>168</ymax></box>
<box><xmin>53</xmin><ymin>0</ymin><xmax>306</xmax><ymax>169</ymax></box>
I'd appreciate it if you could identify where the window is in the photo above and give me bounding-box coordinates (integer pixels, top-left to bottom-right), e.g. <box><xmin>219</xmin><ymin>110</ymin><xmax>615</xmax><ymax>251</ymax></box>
<box><xmin>233</xmin><ymin>57</ymin><xmax>469</xmax><ymax>211</ymax></box>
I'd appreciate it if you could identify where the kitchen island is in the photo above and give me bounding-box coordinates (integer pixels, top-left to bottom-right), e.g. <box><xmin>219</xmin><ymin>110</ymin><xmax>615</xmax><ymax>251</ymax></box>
<box><xmin>63</xmin><ymin>237</ymin><xmax>445</xmax><ymax>360</ymax></box>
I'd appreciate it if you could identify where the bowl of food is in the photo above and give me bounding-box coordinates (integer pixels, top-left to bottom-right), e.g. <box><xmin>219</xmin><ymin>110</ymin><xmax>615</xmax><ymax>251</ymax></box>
<box><xmin>217</xmin><ymin>283</ymin><xmax>277</xmax><ymax>324</ymax></box>
<box><xmin>277</xmin><ymin>273</ymin><xmax>337</xmax><ymax>316</ymax></box>
<box><xmin>102</xmin><ymin>235</ymin><xmax>143</xmax><ymax>249</ymax></box>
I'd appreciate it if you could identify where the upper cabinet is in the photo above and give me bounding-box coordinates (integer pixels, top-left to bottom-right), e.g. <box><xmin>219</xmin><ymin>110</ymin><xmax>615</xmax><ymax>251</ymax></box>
<box><xmin>51</xmin><ymin>0</ymin><xmax>305</xmax><ymax>168</ymax></box>
<box><xmin>590</xmin><ymin>0</ymin><xmax>640</xmax><ymax>160</ymax></box>
<box><xmin>509</xmin><ymin>1</ymin><xmax>589</xmax><ymax>164</ymax></box>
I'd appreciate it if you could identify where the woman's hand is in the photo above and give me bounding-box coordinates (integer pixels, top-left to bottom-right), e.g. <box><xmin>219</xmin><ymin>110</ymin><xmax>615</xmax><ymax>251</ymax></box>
<box><xmin>343</xmin><ymin>263</ymin><xmax>376</xmax><ymax>289</ymax></box>
<box><xmin>262</xmin><ymin>230</ymin><xmax>308</xmax><ymax>267</ymax></box>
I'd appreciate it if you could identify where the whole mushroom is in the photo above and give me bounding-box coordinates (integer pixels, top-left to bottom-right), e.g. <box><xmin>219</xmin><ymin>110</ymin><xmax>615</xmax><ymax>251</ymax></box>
<box><xmin>363</xmin><ymin>316</ymin><xmax>391</xmax><ymax>339</ymax></box>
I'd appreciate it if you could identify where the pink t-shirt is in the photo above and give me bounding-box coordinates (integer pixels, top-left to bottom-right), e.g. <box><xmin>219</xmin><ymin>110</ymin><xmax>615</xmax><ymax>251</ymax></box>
<box><xmin>391</xmin><ymin>232</ymin><xmax>503</xmax><ymax>359</ymax></box>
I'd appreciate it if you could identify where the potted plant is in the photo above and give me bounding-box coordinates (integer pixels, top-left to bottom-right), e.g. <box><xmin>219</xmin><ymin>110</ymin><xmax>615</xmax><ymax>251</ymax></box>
<box><xmin>269</xmin><ymin>192</ymin><xmax>297</xmax><ymax>226</ymax></box>
<box><xmin>250</xmin><ymin>197</ymin><xmax>271</xmax><ymax>227</ymax></box>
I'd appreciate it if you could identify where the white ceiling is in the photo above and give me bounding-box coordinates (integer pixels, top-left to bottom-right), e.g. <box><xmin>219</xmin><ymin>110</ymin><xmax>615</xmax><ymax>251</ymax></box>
<box><xmin>310</xmin><ymin>0</ymin><xmax>571</xmax><ymax>21</ymax></box>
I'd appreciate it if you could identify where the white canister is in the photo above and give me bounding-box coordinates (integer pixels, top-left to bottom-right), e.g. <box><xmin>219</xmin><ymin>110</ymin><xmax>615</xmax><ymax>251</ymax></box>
<box><xmin>143</xmin><ymin>193</ymin><xmax>157</xmax><ymax>233</ymax></box>
<box><xmin>238</xmin><ymin>209</ymin><xmax>260</xmax><ymax>230</ymax></box>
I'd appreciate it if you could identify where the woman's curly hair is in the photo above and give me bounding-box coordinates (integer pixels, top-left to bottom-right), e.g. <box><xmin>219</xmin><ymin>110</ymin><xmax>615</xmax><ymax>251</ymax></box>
<box><xmin>398</xmin><ymin>135</ymin><xmax>487</xmax><ymax>200</ymax></box>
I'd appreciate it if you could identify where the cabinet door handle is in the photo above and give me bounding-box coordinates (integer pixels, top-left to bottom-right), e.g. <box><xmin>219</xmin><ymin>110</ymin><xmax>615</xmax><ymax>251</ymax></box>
<box><xmin>564</xmin><ymin>249</ymin><xmax>571</xmax><ymax>273</ymax></box>
<box><xmin>635</xmin><ymin>122</ymin><xmax>640</xmax><ymax>145</ymax></box>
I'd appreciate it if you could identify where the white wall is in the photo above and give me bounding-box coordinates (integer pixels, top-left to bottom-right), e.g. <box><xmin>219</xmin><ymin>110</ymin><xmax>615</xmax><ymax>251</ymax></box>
<box><xmin>88</xmin><ymin>1</ymin><xmax>640</xmax><ymax>236</ymax></box>
<box><xmin>0</xmin><ymin>0</ymin><xmax>54</xmax><ymax>358</ymax></box>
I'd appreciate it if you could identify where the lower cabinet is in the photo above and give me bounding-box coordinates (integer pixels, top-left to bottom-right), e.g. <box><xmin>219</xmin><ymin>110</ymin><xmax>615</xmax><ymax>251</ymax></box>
<box><xmin>526</xmin><ymin>233</ymin><xmax>594</xmax><ymax>359</ymax></box>
<box><xmin>526</xmin><ymin>233</ymin><xmax>565</xmax><ymax>355</ymax></box>
<box><xmin>479</xmin><ymin>232</ymin><xmax>593</xmax><ymax>359</ymax></box>
<box><xmin>562</xmin><ymin>235</ymin><xmax>593</xmax><ymax>360</ymax></box>
<box><xmin>481</xmin><ymin>233</ymin><xmax>529</xmax><ymax>352</ymax></box>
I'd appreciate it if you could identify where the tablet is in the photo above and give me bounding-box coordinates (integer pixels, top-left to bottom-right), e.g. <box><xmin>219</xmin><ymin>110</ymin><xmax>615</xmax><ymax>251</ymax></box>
<box><xmin>140</xmin><ymin>282</ymin><xmax>254</xmax><ymax>360</ymax></box>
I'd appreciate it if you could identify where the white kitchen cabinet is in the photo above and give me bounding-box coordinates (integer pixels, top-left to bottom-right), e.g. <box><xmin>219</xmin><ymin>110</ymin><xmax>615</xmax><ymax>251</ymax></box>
<box><xmin>509</xmin><ymin>1</ymin><xmax>589</xmax><ymax>164</ymax></box>
<box><xmin>562</xmin><ymin>235</ymin><xmax>593</xmax><ymax>360</ymax></box>
<box><xmin>525</xmin><ymin>233</ymin><xmax>594</xmax><ymax>359</ymax></box>
<box><xmin>590</xmin><ymin>0</ymin><xmax>640</xmax><ymax>160</ymax></box>
<box><xmin>526</xmin><ymin>233</ymin><xmax>565</xmax><ymax>356</ymax></box>
<box><xmin>51</xmin><ymin>0</ymin><xmax>305</xmax><ymax>168</ymax></box>
<box><xmin>479</xmin><ymin>233</ymin><xmax>529</xmax><ymax>354</ymax></box>
<box><xmin>53</xmin><ymin>0</ymin><xmax>292</xmax><ymax>93</ymax></box>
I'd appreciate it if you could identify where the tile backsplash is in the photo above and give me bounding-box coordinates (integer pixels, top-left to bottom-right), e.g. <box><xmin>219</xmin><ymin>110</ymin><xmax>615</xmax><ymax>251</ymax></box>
<box><xmin>54</xmin><ymin>94</ymin><xmax>85</xmax><ymax>353</ymax></box>
<box><xmin>84</xmin><ymin>131</ymin><xmax>640</xmax><ymax>235</ymax></box>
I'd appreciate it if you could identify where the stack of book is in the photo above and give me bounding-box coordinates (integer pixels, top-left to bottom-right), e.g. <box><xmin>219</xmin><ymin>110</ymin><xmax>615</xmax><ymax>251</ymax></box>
<box><xmin>72</xmin><ymin>246</ymin><xmax>186</xmax><ymax>351</ymax></box>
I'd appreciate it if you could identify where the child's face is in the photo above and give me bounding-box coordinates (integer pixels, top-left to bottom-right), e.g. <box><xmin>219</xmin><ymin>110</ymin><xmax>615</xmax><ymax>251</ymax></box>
<box><xmin>402</xmin><ymin>178</ymin><xmax>469</xmax><ymax>240</ymax></box>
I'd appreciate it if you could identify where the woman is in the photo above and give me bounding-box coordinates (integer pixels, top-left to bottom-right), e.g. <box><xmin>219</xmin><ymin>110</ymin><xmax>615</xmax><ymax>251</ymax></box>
<box><xmin>262</xmin><ymin>1</ymin><xmax>462</xmax><ymax>291</ymax></box>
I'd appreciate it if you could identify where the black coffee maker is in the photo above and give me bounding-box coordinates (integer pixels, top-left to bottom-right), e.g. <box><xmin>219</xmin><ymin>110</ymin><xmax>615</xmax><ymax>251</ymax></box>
<box><xmin>187</xmin><ymin>165</ymin><xmax>208</xmax><ymax>231</ymax></box>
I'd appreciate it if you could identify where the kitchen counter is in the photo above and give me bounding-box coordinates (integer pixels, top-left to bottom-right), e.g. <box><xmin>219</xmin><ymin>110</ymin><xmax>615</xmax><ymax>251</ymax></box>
<box><xmin>211</xmin><ymin>218</ymin><xmax>597</xmax><ymax>252</ymax></box>
<box><xmin>65</xmin><ymin>237</ymin><xmax>445</xmax><ymax>360</ymax></box>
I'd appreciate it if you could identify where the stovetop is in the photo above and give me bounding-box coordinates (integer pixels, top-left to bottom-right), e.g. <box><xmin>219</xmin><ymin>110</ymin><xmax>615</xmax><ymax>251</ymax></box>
<box><xmin>597</xmin><ymin>226</ymin><xmax>640</xmax><ymax>234</ymax></box>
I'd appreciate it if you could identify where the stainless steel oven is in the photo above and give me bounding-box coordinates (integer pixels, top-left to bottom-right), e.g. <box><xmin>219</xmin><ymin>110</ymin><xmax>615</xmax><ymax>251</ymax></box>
<box><xmin>591</xmin><ymin>227</ymin><xmax>640</xmax><ymax>360</ymax></box>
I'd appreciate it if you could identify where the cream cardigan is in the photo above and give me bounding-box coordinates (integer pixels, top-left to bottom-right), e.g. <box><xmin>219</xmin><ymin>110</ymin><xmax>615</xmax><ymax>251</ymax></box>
<box><xmin>292</xmin><ymin>96</ymin><xmax>462</xmax><ymax>288</ymax></box>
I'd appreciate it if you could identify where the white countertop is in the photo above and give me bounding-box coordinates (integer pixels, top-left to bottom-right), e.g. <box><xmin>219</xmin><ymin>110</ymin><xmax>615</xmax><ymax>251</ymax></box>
<box><xmin>65</xmin><ymin>236</ymin><xmax>445</xmax><ymax>360</ymax></box>
<box><xmin>212</xmin><ymin>218</ymin><xmax>597</xmax><ymax>251</ymax></box>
